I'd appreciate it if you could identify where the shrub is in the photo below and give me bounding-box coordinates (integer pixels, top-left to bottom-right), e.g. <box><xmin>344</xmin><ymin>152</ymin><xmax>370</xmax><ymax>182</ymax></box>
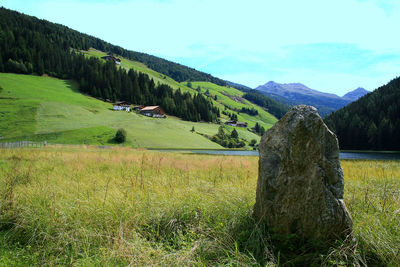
<box><xmin>115</xmin><ymin>128</ymin><xmax>127</xmax><ymax>143</ymax></box>
<box><xmin>250</xmin><ymin>139</ymin><xmax>257</xmax><ymax>147</ymax></box>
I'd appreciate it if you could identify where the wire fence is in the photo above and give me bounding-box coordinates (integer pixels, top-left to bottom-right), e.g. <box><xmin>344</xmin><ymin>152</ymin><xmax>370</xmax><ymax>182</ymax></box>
<box><xmin>0</xmin><ymin>141</ymin><xmax>47</xmax><ymax>149</ymax></box>
<box><xmin>0</xmin><ymin>141</ymin><xmax>115</xmax><ymax>149</ymax></box>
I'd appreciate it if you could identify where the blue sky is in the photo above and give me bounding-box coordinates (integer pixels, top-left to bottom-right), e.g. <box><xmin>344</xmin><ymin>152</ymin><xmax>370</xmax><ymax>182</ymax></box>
<box><xmin>3</xmin><ymin>0</ymin><xmax>400</xmax><ymax>95</ymax></box>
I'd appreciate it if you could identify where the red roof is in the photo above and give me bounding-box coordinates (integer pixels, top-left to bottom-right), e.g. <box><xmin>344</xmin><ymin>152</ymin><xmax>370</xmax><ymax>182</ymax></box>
<box><xmin>140</xmin><ymin>106</ymin><xmax>160</xmax><ymax>111</ymax></box>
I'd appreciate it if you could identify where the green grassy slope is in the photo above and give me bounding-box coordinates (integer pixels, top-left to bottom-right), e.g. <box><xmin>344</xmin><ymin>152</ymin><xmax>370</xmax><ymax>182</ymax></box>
<box><xmin>0</xmin><ymin>73</ymin><xmax>227</xmax><ymax>148</ymax></box>
<box><xmin>84</xmin><ymin>49</ymin><xmax>278</xmax><ymax>130</ymax></box>
<box><xmin>84</xmin><ymin>50</ymin><xmax>278</xmax><ymax>133</ymax></box>
<box><xmin>188</xmin><ymin>82</ymin><xmax>278</xmax><ymax>129</ymax></box>
<box><xmin>81</xmin><ymin>49</ymin><xmax>274</xmax><ymax>144</ymax></box>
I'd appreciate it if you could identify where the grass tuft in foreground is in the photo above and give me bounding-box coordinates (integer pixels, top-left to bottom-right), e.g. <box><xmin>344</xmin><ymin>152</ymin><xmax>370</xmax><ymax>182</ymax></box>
<box><xmin>0</xmin><ymin>147</ymin><xmax>399</xmax><ymax>265</ymax></box>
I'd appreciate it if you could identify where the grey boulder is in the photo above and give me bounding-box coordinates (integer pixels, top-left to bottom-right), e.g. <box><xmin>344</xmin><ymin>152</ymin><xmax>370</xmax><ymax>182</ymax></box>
<box><xmin>253</xmin><ymin>105</ymin><xmax>352</xmax><ymax>243</ymax></box>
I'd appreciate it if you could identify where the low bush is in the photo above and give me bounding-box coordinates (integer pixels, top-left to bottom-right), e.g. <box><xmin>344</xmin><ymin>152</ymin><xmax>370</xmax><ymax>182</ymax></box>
<box><xmin>115</xmin><ymin>128</ymin><xmax>127</xmax><ymax>143</ymax></box>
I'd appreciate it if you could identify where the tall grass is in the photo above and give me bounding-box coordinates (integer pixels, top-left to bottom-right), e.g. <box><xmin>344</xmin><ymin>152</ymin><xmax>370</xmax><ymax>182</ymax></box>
<box><xmin>0</xmin><ymin>147</ymin><xmax>399</xmax><ymax>266</ymax></box>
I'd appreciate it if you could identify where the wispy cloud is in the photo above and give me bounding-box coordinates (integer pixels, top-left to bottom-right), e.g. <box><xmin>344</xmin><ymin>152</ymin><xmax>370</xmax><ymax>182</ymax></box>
<box><xmin>3</xmin><ymin>0</ymin><xmax>400</xmax><ymax>93</ymax></box>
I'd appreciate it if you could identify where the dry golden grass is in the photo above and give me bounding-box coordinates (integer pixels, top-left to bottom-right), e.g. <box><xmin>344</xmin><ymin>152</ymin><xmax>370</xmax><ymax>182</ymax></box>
<box><xmin>0</xmin><ymin>147</ymin><xmax>399</xmax><ymax>266</ymax></box>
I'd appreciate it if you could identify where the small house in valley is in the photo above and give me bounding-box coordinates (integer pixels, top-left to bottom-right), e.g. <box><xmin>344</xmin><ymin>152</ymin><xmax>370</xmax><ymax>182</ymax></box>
<box><xmin>101</xmin><ymin>55</ymin><xmax>121</xmax><ymax>65</ymax></box>
<box><xmin>236</xmin><ymin>122</ymin><xmax>248</xmax><ymax>128</ymax></box>
<box><xmin>113</xmin><ymin>101</ymin><xmax>131</xmax><ymax>111</ymax></box>
<box><xmin>225</xmin><ymin>120</ymin><xmax>237</xmax><ymax>126</ymax></box>
<box><xmin>140</xmin><ymin>106</ymin><xmax>166</xmax><ymax>118</ymax></box>
<box><xmin>224</xmin><ymin>120</ymin><xmax>248</xmax><ymax>128</ymax></box>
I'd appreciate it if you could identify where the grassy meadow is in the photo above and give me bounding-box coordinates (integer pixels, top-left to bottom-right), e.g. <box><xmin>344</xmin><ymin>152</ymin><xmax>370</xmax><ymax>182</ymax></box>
<box><xmin>1</xmin><ymin>73</ymin><xmax>264</xmax><ymax>149</ymax></box>
<box><xmin>0</xmin><ymin>147</ymin><xmax>399</xmax><ymax>266</ymax></box>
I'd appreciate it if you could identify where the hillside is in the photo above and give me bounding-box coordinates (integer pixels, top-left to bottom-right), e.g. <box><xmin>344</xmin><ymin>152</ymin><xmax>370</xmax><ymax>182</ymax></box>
<box><xmin>0</xmin><ymin>73</ymin><xmax>253</xmax><ymax>148</ymax></box>
<box><xmin>0</xmin><ymin>8</ymin><xmax>226</xmax><ymax>86</ymax></box>
<box><xmin>0</xmin><ymin>7</ymin><xmax>223</xmax><ymax>123</ymax></box>
<box><xmin>82</xmin><ymin>49</ymin><xmax>196</xmax><ymax>94</ymax></box>
<box><xmin>0</xmin><ymin>7</ymin><xmax>281</xmax><ymax>139</ymax></box>
<box><xmin>84</xmin><ymin>49</ymin><xmax>278</xmax><ymax>132</ymax></box>
<box><xmin>324</xmin><ymin>77</ymin><xmax>400</xmax><ymax>150</ymax></box>
<box><xmin>183</xmin><ymin>82</ymin><xmax>278</xmax><ymax>129</ymax></box>
<box><xmin>82</xmin><ymin>49</ymin><xmax>202</xmax><ymax>97</ymax></box>
<box><xmin>256</xmin><ymin>81</ymin><xmax>351</xmax><ymax>116</ymax></box>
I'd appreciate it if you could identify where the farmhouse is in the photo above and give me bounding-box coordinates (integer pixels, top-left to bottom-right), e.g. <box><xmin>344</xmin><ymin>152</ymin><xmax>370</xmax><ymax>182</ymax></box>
<box><xmin>101</xmin><ymin>55</ymin><xmax>121</xmax><ymax>65</ymax></box>
<box><xmin>224</xmin><ymin>120</ymin><xmax>248</xmax><ymax>128</ymax></box>
<box><xmin>225</xmin><ymin>120</ymin><xmax>237</xmax><ymax>126</ymax></box>
<box><xmin>236</xmin><ymin>122</ymin><xmax>248</xmax><ymax>128</ymax></box>
<box><xmin>113</xmin><ymin>101</ymin><xmax>131</xmax><ymax>111</ymax></box>
<box><xmin>140</xmin><ymin>106</ymin><xmax>166</xmax><ymax>118</ymax></box>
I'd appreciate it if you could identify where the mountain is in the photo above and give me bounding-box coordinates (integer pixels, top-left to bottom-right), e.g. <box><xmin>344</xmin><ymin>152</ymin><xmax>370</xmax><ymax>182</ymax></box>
<box><xmin>0</xmin><ymin>7</ymin><xmax>278</xmax><ymax>147</ymax></box>
<box><xmin>342</xmin><ymin>87</ymin><xmax>369</xmax><ymax>101</ymax></box>
<box><xmin>0</xmin><ymin>7</ymin><xmax>226</xmax><ymax>86</ymax></box>
<box><xmin>255</xmin><ymin>81</ymin><xmax>350</xmax><ymax>117</ymax></box>
<box><xmin>324</xmin><ymin>77</ymin><xmax>400</xmax><ymax>151</ymax></box>
<box><xmin>0</xmin><ymin>7</ymin><xmax>229</xmax><ymax>123</ymax></box>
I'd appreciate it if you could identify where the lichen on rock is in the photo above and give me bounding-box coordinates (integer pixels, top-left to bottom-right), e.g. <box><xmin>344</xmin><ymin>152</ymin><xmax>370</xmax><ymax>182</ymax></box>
<box><xmin>253</xmin><ymin>105</ymin><xmax>352</xmax><ymax>243</ymax></box>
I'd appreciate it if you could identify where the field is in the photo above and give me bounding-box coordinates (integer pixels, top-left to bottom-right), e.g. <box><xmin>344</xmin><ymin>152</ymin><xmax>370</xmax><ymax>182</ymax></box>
<box><xmin>0</xmin><ymin>73</ymin><xmax>265</xmax><ymax>149</ymax></box>
<box><xmin>0</xmin><ymin>147</ymin><xmax>399</xmax><ymax>266</ymax></box>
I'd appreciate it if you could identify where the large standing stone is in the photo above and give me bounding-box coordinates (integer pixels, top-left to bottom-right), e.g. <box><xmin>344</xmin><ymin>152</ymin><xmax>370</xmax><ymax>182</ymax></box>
<box><xmin>253</xmin><ymin>105</ymin><xmax>352</xmax><ymax>243</ymax></box>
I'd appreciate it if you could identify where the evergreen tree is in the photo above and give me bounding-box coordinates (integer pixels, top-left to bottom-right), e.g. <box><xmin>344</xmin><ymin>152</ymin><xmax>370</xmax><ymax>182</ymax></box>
<box><xmin>231</xmin><ymin>129</ymin><xmax>238</xmax><ymax>139</ymax></box>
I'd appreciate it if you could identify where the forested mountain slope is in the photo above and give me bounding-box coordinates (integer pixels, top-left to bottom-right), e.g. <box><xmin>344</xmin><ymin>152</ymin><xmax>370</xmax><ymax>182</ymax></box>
<box><xmin>0</xmin><ymin>8</ymin><xmax>226</xmax><ymax>86</ymax></box>
<box><xmin>324</xmin><ymin>77</ymin><xmax>400</xmax><ymax>150</ymax></box>
<box><xmin>0</xmin><ymin>7</ymin><xmax>273</xmax><ymax>147</ymax></box>
<box><xmin>83</xmin><ymin>49</ymin><xmax>279</xmax><ymax>130</ymax></box>
<box><xmin>0</xmin><ymin>7</ymin><xmax>219</xmax><ymax>122</ymax></box>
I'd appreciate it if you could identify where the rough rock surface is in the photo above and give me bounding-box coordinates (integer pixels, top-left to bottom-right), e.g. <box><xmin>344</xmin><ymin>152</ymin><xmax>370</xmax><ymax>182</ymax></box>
<box><xmin>253</xmin><ymin>105</ymin><xmax>352</xmax><ymax>243</ymax></box>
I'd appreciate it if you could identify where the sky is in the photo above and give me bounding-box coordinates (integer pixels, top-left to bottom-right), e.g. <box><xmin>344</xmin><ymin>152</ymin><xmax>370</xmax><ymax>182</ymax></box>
<box><xmin>3</xmin><ymin>0</ymin><xmax>400</xmax><ymax>95</ymax></box>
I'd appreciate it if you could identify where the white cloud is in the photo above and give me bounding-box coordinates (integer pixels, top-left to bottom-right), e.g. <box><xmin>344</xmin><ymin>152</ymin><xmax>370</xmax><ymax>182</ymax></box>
<box><xmin>3</xmin><ymin>0</ymin><xmax>400</xmax><ymax>93</ymax></box>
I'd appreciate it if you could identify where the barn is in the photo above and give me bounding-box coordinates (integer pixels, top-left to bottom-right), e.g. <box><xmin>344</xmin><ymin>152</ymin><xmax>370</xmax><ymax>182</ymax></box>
<box><xmin>140</xmin><ymin>106</ymin><xmax>166</xmax><ymax>118</ymax></box>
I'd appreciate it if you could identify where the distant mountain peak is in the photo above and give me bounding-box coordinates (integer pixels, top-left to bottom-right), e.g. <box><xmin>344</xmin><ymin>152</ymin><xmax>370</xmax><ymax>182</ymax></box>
<box><xmin>265</xmin><ymin>81</ymin><xmax>278</xmax><ymax>86</ymax></box>
<box><xmin>342</xmin><ymin>87</ymin><xmax>369</xmax><ymax>101</ymax></box>
<box><xmin>255</xmin><ymin>81</ymin><xmax>371</xmax><ymax>117</ymax></box>
<box><xmin>255</xmin><ymin>81</ymin><xmax>350</xmax><ymax>117</ymax></box>
<box><xmin>257</xmin><ymin>81</ymin><xmax>337</xmax><ymax>97</ymax></box>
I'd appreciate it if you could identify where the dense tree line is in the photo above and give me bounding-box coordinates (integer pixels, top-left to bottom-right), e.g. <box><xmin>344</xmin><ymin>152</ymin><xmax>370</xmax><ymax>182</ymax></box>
<box><xmin>253</xmin><ymin>122</ymin><xmax>265</xmax><ymax>136</ymax></box>
<box><xmin>239</xmin><ymin>107</ymin><xmax>258</xmax><ymax>116</ymax></box>
<box><xmin>324</xmin><ymin>77</ymin><xmax>400</xmax><ymax>150</ymax></box>
<box><xmin>210</xmin><ymin>126</ymin><xmax>244</xmax><ymax>148</ymax></box>
<box><xmin>0</xmin><ymin>7</ymin><xmax>219</xmax><ymax>122</ymax></box>
<box><xmin>0</xmin><ymin>8</ymin><xmax>226</xmax><ymax>86</ymax></box>
<box><xmin>243</xmin><ymin>90</ymin><xmax>290</xmax><ymax>119</ymax></box>
<box><xmin>222</xmin><ymin>110</ymin><xmax>238</xmax><ymax>121</ymax></box>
